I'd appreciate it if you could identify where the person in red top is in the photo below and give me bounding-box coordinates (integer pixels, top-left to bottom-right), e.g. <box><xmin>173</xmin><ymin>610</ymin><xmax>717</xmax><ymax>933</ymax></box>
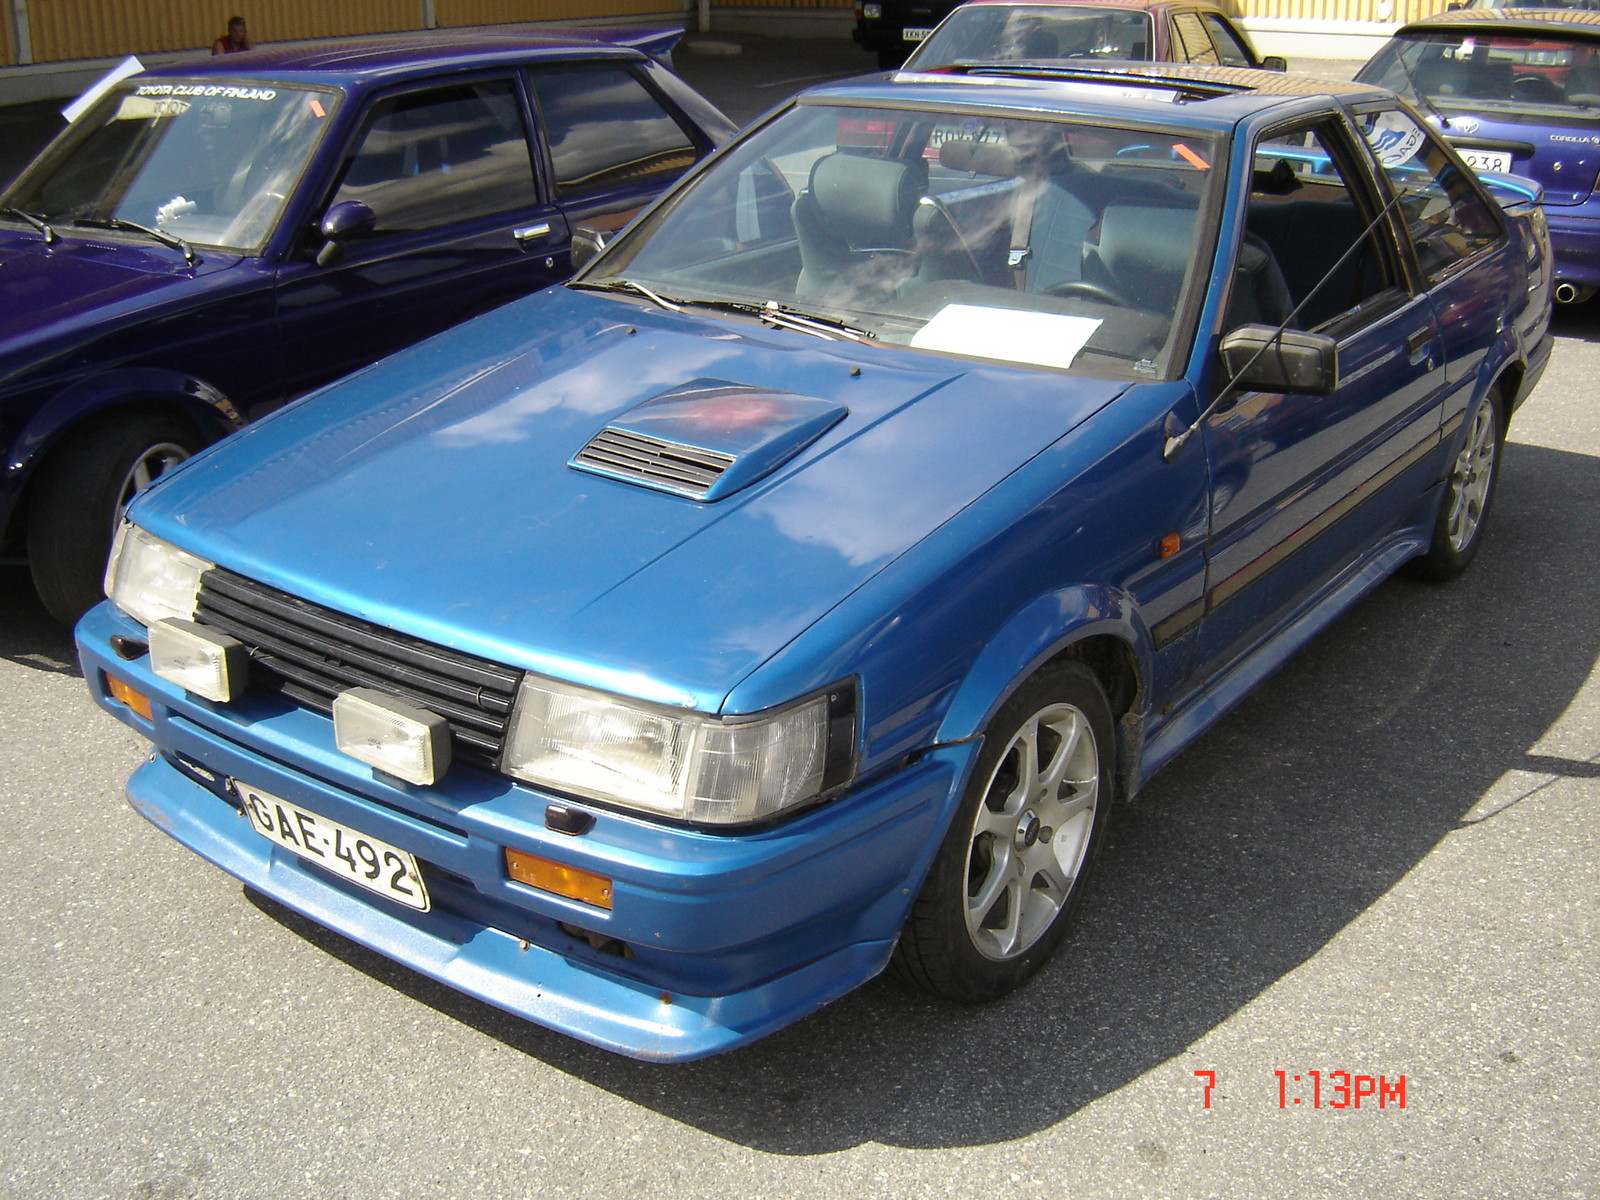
<box><xmin>212</xmin><ymin>16</ymin><xmax>253</xmax><ymax>54</ymax></box>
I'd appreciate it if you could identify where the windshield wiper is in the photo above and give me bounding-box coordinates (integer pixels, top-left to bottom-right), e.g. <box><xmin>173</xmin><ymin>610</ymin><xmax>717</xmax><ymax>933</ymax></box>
<box><xmin>73</xmin><ymin>216</ymin><xmax>198</xmax><ymax>264</ymax></box>
<box><xmin>684</xmin><ymin>298</ymin><xmax>874</xmax><ymax>343</ymax></box>
<box><xmin>569</xmin><ymin>278</ymin><xmax>682</xmax><ymax>312</ymax></box>
<box><xmin>1</xmin><ymin>206</ymin><xmax>56</xmax><ymax>243</ymax></box>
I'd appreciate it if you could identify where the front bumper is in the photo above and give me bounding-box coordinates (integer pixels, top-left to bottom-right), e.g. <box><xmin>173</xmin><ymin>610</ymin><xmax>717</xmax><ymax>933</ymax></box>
<box><xmin>78</xmin><ymin>602</ymin><xmax>973</xmax><ymax>1061</ymax></box>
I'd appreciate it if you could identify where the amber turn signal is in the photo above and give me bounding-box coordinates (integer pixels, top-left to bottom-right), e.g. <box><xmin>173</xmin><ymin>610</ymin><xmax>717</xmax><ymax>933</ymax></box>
<box><xmin>505</xmin><ymin>849</ymin><xmax>613</xmax><ymax>910</ymax></box>
<box><xmin>105</xmin><ymin>674</ymin><xmax>154</xmax><ymax>720</ymax></box>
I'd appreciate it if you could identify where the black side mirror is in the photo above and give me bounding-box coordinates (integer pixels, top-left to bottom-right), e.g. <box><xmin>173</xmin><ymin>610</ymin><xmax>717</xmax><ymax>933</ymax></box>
<box><xmin>1261</xmin><ymin>55</ymin><xmax>1288</xmax><ymax>73</ymax></box>
<box><xmin>316</xmin><ymin>199</ymin><xmax>377</xmax><ymax>267</ymax></box>
<box><xmin>570</xmin><ymin>226</ymin><xmax>612</xmax><ymax>272</ymax></box>
<box><xmin>1219</xmin><ymin>324</ymin><xmax>1339</xmax><ymax>395</ymax></box>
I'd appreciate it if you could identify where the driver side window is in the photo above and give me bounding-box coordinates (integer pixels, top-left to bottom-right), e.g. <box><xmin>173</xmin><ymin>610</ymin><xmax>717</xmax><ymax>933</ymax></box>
<box><xmin>1230</xmin><ymin>121</ymin><xmax>1403</xmax><ymax>334</ymax></box>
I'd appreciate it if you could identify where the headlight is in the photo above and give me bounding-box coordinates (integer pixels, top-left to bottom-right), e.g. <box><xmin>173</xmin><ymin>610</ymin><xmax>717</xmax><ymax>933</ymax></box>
<box><xmin>863</xmin><ymin>3</ymin><xmax>883</xmax><ymax>17</ymax></box>
<box><xmin>502</xmin><ymin>676</ymin><xmax>857</xmax><ymax>825</ymax></box>
<box><xmin>105</xmin><ymin>523</ymin><xmax>213</xmax><ymax>628</ymax></box>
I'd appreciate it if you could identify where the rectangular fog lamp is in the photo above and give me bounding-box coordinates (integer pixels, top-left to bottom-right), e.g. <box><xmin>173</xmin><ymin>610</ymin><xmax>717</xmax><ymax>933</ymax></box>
<box><xmin>333</xmin><ymin>687</ymin><xmax>451</xmax><ymax>786</ymax></box>
<box><xmin>149</xmin><ymin>618</ymin><xmax>246</xmax><ymax>703</ymax></box>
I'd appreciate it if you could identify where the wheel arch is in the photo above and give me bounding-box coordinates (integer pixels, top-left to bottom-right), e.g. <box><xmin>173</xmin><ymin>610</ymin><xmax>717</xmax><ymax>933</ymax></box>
<box><xmin>3</xmin><ymin>370</ymin><xmax>241</xmax><ymax>543</ymax></box>
<box><xmin>934</xmin><ymin>583</ymin><xmax>1152</xmax><ymax>800</ymax></box>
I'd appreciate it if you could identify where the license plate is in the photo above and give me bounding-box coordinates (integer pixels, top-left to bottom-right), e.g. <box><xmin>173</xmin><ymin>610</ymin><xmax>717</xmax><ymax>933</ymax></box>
<box><xmin>1459</xmin><ymin>149</ymin><xmax>1512</xmax><ymax>174</ymax></box>
<box><xmin>238</xmin><ymin>782</ymin><xmax>430</xmax><ymax>911</ymax></box>
<box><xmin>902</xmin><ymin>26</ymin><xmax>932</xmax><ymax>41</ymax></box>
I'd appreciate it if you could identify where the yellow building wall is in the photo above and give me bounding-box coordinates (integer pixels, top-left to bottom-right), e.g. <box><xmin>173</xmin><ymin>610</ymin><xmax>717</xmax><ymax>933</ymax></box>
<box><xmin>436</xmin><ymin>0</ymin><xmax>677</xmax><ymax>24</ymax></box>
<box><xmin>1</xmin><ymin>10</ymin><xmax>15</xmax><ymax>66</ymax></box>
<box><xmin>1236</xmin><ymin>0</ymin><xmax>1448</xmax><ymax>20</ymax></box>
<box><xmin>26</xmin><ymin>0</ymin><xmax>421</xmax><ymax>64</ymax></box>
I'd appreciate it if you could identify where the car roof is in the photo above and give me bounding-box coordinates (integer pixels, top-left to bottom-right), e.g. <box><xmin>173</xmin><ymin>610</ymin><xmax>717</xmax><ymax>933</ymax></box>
<box><xmin>954</xmin><ymin>0</ymin><xmax>1231</xmax><ymax>14</ymax></box>
<box><xmin>137</xmin><ymin>29</ymin><xmax>652</xmax><ymax>89</ymax></box>
<box><xmin>839</xmin><ymin>60</ymin><xmax>1390</xmax><ymax>130</ymax></box>
<box><xmin>1396</xmin><ymin>7</ymin><xmax>1600</xmax><ymax>39</ymax></box>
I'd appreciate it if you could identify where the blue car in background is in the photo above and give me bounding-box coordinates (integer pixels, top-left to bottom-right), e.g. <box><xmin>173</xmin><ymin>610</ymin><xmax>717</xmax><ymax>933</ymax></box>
<box><xmin>1358</xmin><ymin>8</ymin><xmax>1600</xmax><ymax>303</ymax></box>
<box><xmin>80</xmin><ymin>61</ymin><xmax>1550</xmax><ymax>1060</ymax></box>
<box><xmin>0</xmin><ymin>29</ymin><xmax>733</xmax><ymax>623</ymax></box>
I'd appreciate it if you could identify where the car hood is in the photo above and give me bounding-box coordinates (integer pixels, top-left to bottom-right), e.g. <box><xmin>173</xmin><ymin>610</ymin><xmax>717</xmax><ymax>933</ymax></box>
<box><xmin>131</xmin><ymin>286</ymin><xmax>1129</xmax><ymax>711</ymax></box>
<box><xmin>0</xmin><ymin>230</ymin><xmax>239</xmax><ymax>344</ymax></box>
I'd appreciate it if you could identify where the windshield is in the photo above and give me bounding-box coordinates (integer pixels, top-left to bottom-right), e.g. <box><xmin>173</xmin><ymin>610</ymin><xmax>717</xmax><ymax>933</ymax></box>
<box><xmin>586</xmin><ymin>102</ymin><xmax>1221</xmax><ymax>379</ymax></box>
<box><xmin>1363</xmin><ymin>32</ymin><xmax>1600</xmax><ymax>121</ymax></box>
<box><xmin>905</xmin><ymin>6</ymin><xmax>1156</xmax><ymax>70</ymax></box>
<box><xmin>1</xmin><ymin>79</ymin><xmax>340</xmax><ymax>253</ymax></box>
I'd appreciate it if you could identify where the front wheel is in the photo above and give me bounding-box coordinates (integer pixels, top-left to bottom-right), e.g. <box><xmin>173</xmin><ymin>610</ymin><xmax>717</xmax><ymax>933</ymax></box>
<box><xmin>1410</xmin><ymin>390</ymin><xmax>1503</xmax><ymax>581</ymax></box>
<box><xmin>892</xmin><ymin>661</ymin><xmax>1114</xmax><ymax>1003</ymax></box>
<box><xmin>27</xmin><ymin>412</ymin><xmax>200</xmax><ymax>625</ymax></box>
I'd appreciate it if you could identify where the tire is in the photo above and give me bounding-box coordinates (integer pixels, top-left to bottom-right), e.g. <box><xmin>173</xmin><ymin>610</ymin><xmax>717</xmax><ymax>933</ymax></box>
<box><xmin>1410</xmin><ymin>389</ymin><xmax>1503</xmax><ymax>582</ymax></box>
<box><xmin>892</xmin><ymin>660</ymin><xmax>1114</xmax><ymax>1003</ymax></box>
<box><xmin>27</xmin><ymin>411</ymin><xmax>200</xmax><ymax>625</ymax></box>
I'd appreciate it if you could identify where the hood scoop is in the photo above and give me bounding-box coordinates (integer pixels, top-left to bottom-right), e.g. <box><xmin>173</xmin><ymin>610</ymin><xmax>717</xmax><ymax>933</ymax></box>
<box><xmin>570</xmin><ymin>379</ymin><xmax>848</xmax><ymax>501</ymax></box>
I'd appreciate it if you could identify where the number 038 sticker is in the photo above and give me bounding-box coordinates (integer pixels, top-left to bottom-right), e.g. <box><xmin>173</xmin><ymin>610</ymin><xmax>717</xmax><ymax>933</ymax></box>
<box><xmin>238</xmin><ymin>782</ymin><xmax>430</xmax><ymax>911</ymax></box>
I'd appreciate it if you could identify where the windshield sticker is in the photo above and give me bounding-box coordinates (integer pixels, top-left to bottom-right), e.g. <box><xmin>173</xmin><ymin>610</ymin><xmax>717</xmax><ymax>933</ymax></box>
<box><xmin>911</xmin><ymin>304</ymin><xmax>1102</xmax><ymax>369</ymax></box>
<box><xmin>1364</xmin><ymin>112</ymin><xmax>1426</xmax><ymax>167</ymax></box>
<box><xmin>310</xmin><ymin>98</ymin><xmax>327</xmax><ymax>119</ymax></box>
<box><xmin>1173</xmin><ymin>143</ymin><xmax>1210</xmax><ymax>171</ymax></box>
<box><xmin>134</xmin><ymin>83</ymin><xmax>279</xmax><ymax>102</ymax></box>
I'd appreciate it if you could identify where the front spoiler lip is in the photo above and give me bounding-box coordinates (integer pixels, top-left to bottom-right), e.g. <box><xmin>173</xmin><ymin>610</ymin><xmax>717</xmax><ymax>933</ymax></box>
<box><xmin>124</xmin><ymin>754</ymin><xmax>894</xmax><ymax>1062</ymax></box>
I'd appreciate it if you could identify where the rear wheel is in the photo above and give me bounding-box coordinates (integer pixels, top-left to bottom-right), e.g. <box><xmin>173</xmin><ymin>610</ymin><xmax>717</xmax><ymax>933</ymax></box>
<box><xmin>893</xmin><ymin>661</ymin><xmax>1113</xmax><ymax>1002</ymax></box>
<box><xmin>1410</xmin><ymin>390</ymin><xmax>1503</xmax><ymax>581</ymax></box>
<box><xmin>27</xmin><ymin>412</ymin><xmax>199</xmax><ymax>625</ymax></box>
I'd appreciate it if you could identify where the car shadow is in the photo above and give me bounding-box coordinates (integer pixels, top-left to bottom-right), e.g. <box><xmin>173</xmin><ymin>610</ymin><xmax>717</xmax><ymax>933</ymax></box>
<box><xmin>1549</xmin><ymin>297</ymin><xmax>1600</xmax><ymax>344</ymax></box>
<box><xmin>0</xmin><ymin>564</ymin><xmax>81</xmax><ymax>676</ymax></box>
<box><xmin>245</xmin><ymin>435</ymin><xmax>1600</xmax><ymax>1153</ymax></box>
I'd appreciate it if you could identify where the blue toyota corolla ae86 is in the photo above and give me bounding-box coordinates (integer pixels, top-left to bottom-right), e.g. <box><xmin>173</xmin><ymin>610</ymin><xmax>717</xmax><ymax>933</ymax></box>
<box><xmin>79</xmin><ymin>61</ymin><xmax>1552</xmax><ymax>1060</ymax></box>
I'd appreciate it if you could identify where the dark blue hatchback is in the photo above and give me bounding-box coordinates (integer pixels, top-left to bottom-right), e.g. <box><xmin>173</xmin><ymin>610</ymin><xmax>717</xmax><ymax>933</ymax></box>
<box><xmin>1358</xmin><ymin>8</ymin><xmax>1600</xmax><ymax>303</ymax></box>
<box><xmin>0</xmin><ymin>29</ymin><xmax>733</xmax><ymax>623</ymax></box>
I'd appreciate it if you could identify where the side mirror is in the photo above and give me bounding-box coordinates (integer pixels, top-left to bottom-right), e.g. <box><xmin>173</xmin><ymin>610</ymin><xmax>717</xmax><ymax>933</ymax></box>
<box><xmin>1260</xmin><ymin>55</ymin><xmax>1288</xmax><ymax>73</ymax></box>
<box><xmin>1219</xmin><ymin>325</ymin><xmax>1339</xmax><ymax>395</ymax></box>
<box><xmin>570</xmin><ymin>226</ymin><xmax>612</xmax><ymax>272</ymax></box>
<box><xmin>315</xmin><ymin>199</ymin><xmax>376</xmax><ymax>267</ymax></box>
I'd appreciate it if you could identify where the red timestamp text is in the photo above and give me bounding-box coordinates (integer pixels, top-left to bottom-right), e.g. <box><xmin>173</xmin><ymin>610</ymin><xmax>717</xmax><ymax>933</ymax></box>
<box><xmin>1192</xmin><ymin>1071</ymin><xmax>1408</xmax><ymax>1109</ymax></box>
<box><xmin>1275</xmin><ymin>1070</ymin><xmax>1406</xmax><ymax>1109</ymax></box>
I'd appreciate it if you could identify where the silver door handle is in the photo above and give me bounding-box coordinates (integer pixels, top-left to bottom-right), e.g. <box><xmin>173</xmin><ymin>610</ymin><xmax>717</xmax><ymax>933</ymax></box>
<box><xmin>513</xmin><ymin>222</ymin><xmax>552</xmax><ymax>243</ymax></box>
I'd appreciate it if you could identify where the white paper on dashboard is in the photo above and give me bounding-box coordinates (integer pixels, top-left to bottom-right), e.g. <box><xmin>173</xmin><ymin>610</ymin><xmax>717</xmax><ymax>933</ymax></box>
<box><xmin>910</xmin><ymin>304</ymin><xmax>1102</xmax><ymax>370</ymax></box>
<box><xmin>62</xmin><ymin>56</ymin><xmax>144</xmax><ymax>124</ymax></box>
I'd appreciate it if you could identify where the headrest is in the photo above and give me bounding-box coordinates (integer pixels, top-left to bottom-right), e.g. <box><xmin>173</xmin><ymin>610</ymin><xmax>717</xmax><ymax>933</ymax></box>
<box><xmin>1096</xmin><ymin>203</ymin><xmax>1198</xmax><ymax>313</ymax></box>
<box><xmin>808</xmin><ymin>152</ymin><xmax>928</xmax><ymax>242</ymax></box>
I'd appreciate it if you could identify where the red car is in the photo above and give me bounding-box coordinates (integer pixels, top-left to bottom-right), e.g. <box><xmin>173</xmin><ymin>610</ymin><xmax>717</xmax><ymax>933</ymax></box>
<box><xmin>861</xmin><ymin>0</ymin><xmax>1284</xmax><ymax>72</ymax></box>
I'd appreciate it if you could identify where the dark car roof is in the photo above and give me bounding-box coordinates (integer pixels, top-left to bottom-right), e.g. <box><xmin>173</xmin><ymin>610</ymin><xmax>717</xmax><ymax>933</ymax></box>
<box><xmin>1397</xmin><ymin>8</ymin><xmax>1600</xmax><ymax>38</ymax></box>
<box><xmin>877</xmin><ymin>59</ymin><xmax>1389</xmax><ymax>129</ymax></box>
<box><xmin>140</xmin><ymin>29</ymin><xmax>655</xmax><ymax>88</ymax></box>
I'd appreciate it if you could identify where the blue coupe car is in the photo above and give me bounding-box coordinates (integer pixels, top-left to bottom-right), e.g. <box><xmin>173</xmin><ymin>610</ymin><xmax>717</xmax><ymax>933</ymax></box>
<box><xmin>0</xmin><ymin>29</ymin><xmax>733</xmax><ymax>624</ymax></box>
<box><xmin>1357</xmin><ymin>8</ymin><xmax>1600</xmax><ymax>303</ymax></box>
<box><xmin>79</xmin><ymin>61</ymin><xmax>1551</xmax><ymax>1060</ymax></box>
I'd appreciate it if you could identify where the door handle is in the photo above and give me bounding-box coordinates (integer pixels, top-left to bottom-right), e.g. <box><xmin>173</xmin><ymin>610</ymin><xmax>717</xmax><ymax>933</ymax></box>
<box><xmin>513</xmin><ymin>222</ymin><xmax>552</xmax><ymax>244</ymax></box>
<box><xmin>1404</xmin><ymin>327</ymin><xmax>1433</xmax><ymax>365</ymax></box>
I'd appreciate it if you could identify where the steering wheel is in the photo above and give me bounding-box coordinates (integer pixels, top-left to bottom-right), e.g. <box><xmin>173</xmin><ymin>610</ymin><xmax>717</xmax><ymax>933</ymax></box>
<box><xmin>1512</xmin><ymin>74</ymin><xmax>1565</xmax><ymax>104</ymax></box>
<box><xmin>1042</xmin><ymin>279</ymin><xmax>1127</xmax><ymax>306</ymax></box>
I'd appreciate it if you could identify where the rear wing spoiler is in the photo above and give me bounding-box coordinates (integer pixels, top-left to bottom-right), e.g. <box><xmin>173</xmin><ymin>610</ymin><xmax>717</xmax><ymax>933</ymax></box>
<box><xmin>581</xmin><ymin>26</ymin><xmax>686</xmax><ymax>67</ymax></box>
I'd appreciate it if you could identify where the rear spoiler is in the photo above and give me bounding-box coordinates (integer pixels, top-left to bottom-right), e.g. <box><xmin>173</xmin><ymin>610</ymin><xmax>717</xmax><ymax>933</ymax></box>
<box><xmin>580</xmin><ymin>26</ymin><xmax>686</xmax><ymax>67</ymax></box>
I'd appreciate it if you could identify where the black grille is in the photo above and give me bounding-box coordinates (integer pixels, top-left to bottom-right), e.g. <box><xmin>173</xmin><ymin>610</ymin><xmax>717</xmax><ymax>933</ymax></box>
<box><xmin>195</xmin><ymin>569</ymin><xmax>523</xmax><ymax>773</ymax></box>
